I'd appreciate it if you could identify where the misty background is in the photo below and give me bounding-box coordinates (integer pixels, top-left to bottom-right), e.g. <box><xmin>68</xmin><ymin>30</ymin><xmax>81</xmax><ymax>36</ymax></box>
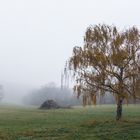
<box><xmin>0</xmin><ymin>0</ymin><xmax>140</xmax><ymax>105</ymax></box>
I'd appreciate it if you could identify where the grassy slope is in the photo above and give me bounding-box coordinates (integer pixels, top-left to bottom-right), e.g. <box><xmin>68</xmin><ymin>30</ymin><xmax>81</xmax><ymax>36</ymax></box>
<box><xmin>0</xmin><ymin>105</ymin><xmax>139</xmax><ymax>140</ymax></box>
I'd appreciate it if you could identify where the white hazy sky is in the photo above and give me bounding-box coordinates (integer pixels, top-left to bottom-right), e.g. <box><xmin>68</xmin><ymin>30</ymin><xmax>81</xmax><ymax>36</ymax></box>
<box><xmin>0</xmin><ymin>0</ymin><xmax>140</xmax><ymax>88</ymax></box>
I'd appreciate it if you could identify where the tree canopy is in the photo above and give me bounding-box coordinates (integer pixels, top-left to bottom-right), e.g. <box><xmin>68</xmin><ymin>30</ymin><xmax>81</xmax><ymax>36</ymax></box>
<box><xmin>66</xmin><ymin>24</ymin><xmax>140</xmax><ymax>120</ymax></box>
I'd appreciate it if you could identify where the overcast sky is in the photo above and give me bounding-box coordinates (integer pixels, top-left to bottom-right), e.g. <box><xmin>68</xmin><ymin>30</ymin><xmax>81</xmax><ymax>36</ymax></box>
<box><xmin>0</xmin><ymin>0</ymin><xmax>140</xmax><ymax>88</ymax></box>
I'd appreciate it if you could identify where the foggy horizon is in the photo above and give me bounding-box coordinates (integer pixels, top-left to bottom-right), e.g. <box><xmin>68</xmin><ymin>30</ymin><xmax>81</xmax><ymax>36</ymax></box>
<box><xmin>0</xmin><ymin>0</ymin><xmax>140</xmax><ymax>104</ymax></box>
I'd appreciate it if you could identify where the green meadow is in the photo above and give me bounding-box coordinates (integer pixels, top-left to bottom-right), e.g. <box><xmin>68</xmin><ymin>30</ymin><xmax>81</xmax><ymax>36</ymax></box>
<box><xmin>0</xmin><ymin>105</ymin><xmax>139</xmax><ymax>140</ymax></box>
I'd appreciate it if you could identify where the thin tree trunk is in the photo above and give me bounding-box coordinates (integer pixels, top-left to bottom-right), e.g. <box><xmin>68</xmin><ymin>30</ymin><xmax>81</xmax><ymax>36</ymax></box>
<box><xmin>116</xmin><ymin>98</ymin><xmax>123</xmax><ymax>121</ymax></box>
<box><xmin>116</xmin><ymin>67</ymin><xmax>124</xmax><ymax>121</ymax></box>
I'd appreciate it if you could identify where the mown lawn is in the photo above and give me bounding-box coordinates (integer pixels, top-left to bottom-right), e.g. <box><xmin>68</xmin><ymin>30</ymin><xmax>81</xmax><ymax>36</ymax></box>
<box><xmin>0</xmin><ymin>105</ymin><xmax>139</xmax><ymax>140</ymax></box>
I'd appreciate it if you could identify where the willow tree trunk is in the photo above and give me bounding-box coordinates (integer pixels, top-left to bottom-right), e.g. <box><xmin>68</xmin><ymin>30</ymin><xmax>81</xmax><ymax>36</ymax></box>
<box><xmin>116</xmin><ymin>67</ymin><xmax>124</xmax><ymax>121</ymax></box>
<box><xmin>116</xmin><ymin>98</ymin><xmax>123</xmax><ymax>121</ymax></box>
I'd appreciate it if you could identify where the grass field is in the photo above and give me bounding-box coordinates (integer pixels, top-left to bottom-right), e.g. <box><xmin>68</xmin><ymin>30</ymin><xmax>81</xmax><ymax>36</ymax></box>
<box><xmin>0</xmin><ymin>105</ymin><xmax>139</xmax><ymax>140</ymax></box>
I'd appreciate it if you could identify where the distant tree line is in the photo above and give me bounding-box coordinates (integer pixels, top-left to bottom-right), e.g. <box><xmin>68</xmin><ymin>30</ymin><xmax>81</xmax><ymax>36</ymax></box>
<box><xmin>23</xmin><ymin>83</ymin><xmax>82</xmax><ymax>106</ymax></box>
<box><xmin>23</xmin><ymin>82</ymin><xmax>140</xmax><ymax>107</ymax></box>
<box><xmin>23</xmin><ymin>83</ymin><xmax>125</xmax><ymax>107</ymax></box>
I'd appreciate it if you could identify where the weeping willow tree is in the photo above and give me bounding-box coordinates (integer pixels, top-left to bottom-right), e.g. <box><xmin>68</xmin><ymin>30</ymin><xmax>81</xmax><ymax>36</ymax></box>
<box><xmin>65</xmin><ymin>24</ymin><xmax>140</xmax><ymax>120</ymax></box>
